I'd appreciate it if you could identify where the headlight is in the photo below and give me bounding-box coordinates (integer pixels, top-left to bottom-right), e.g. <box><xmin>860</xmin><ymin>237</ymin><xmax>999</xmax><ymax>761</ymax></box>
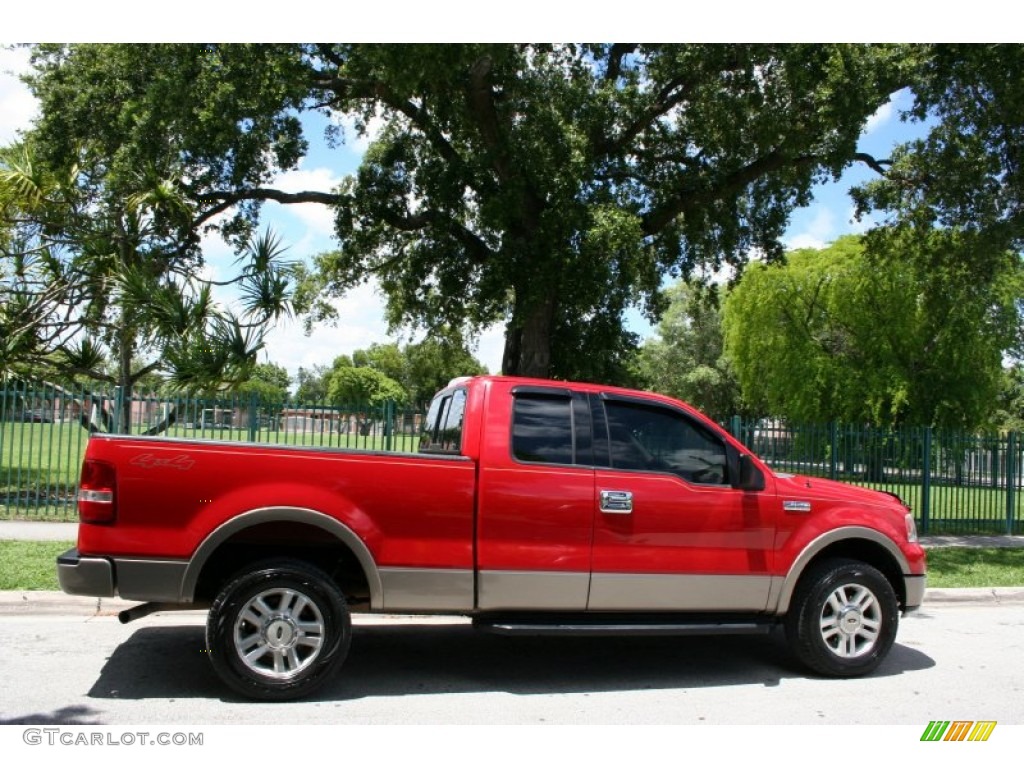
<box><xmin>905</xmin><ymin>513</ymin><xmax>918</xmax><ymax>543</ymax></box>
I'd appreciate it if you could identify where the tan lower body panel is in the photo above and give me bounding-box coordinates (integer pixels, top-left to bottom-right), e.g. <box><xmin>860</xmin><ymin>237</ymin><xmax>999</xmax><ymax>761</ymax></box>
<box><xmin>479</xmin><ymin>571</ymin><xmax>772</xmax><ymax>612</ymax></box>
<box><xmin>379</xmin><ymin>568</ymin><xmax>475</xmax><ymax>611</ymax></box>
<box><xmin>379</xmin><ymin>568</ymin><xmax>774</xmax><ymax>613</ymax></box>
<box><xmin>477</xmin><ymin>570</ymin><xmax>591</xmax><ymax>611</ymax></box>
<box><xmin>588</xmin><ymin>573</ymin><xmax>772</xmax><ymax>611</ymax></box>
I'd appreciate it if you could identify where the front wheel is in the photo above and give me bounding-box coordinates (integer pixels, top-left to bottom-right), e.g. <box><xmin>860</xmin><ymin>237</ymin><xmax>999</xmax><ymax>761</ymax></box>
<box><xmin>785</xmin><ymin>558</ymin><xmax>898</xmax><ymax>677</ymax></box>
<box><xmin>206</xmin><ymin>558</ymin><xmax>352</xmax><ymax>700</ymax></box>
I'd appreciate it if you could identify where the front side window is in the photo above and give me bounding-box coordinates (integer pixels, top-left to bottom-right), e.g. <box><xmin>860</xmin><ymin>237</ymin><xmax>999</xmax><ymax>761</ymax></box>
<box><xmin>604</xmin><ymin>400</ymin><xmax>728</xmax><ymax>484</ymax></box>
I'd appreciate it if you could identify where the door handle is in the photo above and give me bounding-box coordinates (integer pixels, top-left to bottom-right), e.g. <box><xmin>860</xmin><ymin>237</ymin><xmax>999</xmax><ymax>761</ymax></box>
<box><xmin>600</xmin><ymin>490</ymin><xmax>633</xmax><ymax>514</ymax></box>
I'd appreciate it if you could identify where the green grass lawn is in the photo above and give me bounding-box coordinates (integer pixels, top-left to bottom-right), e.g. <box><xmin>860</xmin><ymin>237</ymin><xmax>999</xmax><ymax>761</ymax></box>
<box><xmin>1</xmin><ymin>540</ymin><xmax>1021</xmax><ymax>592</ymax></box>
<box><xmin>0</xmin><ymin>422</ymin><xmax>88</xmax><ymax>490</ymax></box>
<box><xmin>924</xmin><ymin>547</ymin><xmax>1024</xmax><ymax>588</ymax></box>
<box><xmin>0</xmin><ymin>540</ymin><xmax>73</xmax><ymax>590</ymax></box>
<box><xmin>1</xmin><ymin>419</ymin><xmax>424</xmax><ymax>520</ymax></box>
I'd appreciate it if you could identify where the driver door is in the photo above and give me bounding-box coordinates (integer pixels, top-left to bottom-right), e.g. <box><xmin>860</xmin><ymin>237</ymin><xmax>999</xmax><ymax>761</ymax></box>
<box><xmin>588</xmin><ymin>395</ymin><xmax>775</xmax><ymax>611</ymax></box>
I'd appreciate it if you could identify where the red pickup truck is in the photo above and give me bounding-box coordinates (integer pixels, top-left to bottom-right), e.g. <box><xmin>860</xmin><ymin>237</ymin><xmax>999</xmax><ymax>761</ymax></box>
<box><xmin>58</xmin><ymin>375</ymin><xmax>926</xmax><ymax>700</ymax></box>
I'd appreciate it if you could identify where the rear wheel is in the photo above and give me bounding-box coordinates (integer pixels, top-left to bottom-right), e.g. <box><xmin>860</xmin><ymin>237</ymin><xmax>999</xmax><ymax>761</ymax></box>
<box><xmin>206</xmin><ymin>559</ymin><xmax>351</xmax><ymax>700</ymax></box>
<box><xmin>785</xmin><ymin>558</ymin><xmax>898</xmax><ymax>677</ymax></box>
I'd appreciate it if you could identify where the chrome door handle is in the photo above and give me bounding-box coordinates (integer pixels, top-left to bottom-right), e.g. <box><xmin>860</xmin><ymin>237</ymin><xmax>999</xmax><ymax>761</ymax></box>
<box><xmin>600</xmin><ymin>490</ymin><xmax>633</xmax><ymax>514</ymax></box>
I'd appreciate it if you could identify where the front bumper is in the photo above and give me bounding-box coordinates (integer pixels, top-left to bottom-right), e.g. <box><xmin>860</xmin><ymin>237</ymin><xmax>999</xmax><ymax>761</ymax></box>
<box><xmin>903</xmin><ymin>573</ymin><xmax>927</xmax><ymax>613</ymax></box>
<box><xmin>57</xmin><ymin>548</ymin><xmax>115</xmax><ymax>597</ymax></box>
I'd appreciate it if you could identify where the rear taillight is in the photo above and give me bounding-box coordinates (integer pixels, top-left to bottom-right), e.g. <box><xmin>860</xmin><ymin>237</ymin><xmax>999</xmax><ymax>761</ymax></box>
<box><xmin>78</xmin><ymin>459</ymin><xmax>116</xmax><ymax>524</ymax></box>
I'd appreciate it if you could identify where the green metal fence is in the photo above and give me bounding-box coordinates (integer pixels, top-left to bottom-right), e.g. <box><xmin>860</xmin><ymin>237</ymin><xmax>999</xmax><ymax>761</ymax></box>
<box><xmin>1</xmin><ymin>383</ymin><xmax>426</xmax><ymax>521</ymax></box>
<box><xmin>727</xmin><ymin>418</ymin><xmax>1023</xmax><ymax>535</ymax></box>
<box><xmin>3</xmin><ymin>382</ymin><xmax>1022</xmax><ymax>534</ymax></box>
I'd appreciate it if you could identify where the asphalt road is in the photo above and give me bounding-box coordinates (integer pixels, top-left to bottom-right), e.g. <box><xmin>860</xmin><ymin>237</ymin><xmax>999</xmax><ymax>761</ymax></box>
<box><xmin>0</xmin><ymin>597</ymin><xmax>1022</xmax><ymax>726</ymax></box>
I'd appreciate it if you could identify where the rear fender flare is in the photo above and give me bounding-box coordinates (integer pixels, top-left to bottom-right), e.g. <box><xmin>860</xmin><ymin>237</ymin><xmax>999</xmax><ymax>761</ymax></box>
<box><xmin>179</xmin><ymin>506</ymin><xmax>383</xmax><ymax>609</ymax></box>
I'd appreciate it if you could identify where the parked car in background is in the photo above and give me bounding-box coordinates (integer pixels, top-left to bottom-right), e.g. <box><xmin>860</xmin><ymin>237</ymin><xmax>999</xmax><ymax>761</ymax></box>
<box><xmin>20</xmin><ymin>408</ymin><xmax>53</xmax><ymax>422</ymax></box>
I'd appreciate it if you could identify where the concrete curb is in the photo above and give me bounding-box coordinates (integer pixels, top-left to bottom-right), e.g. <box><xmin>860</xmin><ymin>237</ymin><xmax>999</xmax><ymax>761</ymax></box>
<box><xmin>922</xmin><ymin>587</ymin><xmax>1024</xmax><ymax>605</ymax></box>
<box><xmin>0</xmin><ymin>592</ymin><xmax>144</xmax><ymax>617</ymax></box>
<box><xmin>2</xmin><ymin>587</ymin><xmax>1023</xmax><ymax>618</ymax></box>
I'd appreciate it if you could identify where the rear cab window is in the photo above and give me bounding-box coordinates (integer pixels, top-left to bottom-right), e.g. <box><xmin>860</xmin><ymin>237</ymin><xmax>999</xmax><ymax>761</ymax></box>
<box><xmin>420</xmin><ymin>388</ymin><xmax>468</xmax><ymax>455</ymax></box>
<box><xmin>512</xmin><ymin>392</ymin><xmax>574</xmax><ymax>464</ymax></box>
<box><xmin>510</xmin><ymin>387</ymin><xmax>592</xmax><ymax>467</ymax></box>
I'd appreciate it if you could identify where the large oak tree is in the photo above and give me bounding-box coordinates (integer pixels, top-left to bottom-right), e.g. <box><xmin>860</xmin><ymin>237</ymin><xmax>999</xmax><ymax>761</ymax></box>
<box><xmin>20</xmin><ymin>43</ymin><xmax>925</xmax><ymax>378</ymax></box>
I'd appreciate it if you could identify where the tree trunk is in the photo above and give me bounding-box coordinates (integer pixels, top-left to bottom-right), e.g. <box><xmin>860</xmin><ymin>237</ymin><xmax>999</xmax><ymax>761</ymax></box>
<box><xmin>116</xmin><ymin>322</ymin><xmax>135</xmax><ymax>434</ymax></box>
<box><xmin>502</xmin><ymin>291</ymin><xmax>557</xmax><ymax>378</ymax></box>
<box><xmin>115</xmin><ymin>232</ymin><xmax>137</xmax><ymax>434</ymax></box>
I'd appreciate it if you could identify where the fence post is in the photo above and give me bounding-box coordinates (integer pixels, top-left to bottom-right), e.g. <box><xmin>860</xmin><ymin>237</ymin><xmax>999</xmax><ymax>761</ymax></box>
<box><xmin>991</xmin><ymin>436</ymin><xmax>1000</xmax><ymax>488</ymax></box>
<box><xmin>246</xmin><ymin>392</ymin><xmax>257</xmax><ymax>443</ymax></box>
<box><xmin>384</xmin><ymin>400</ymin><xmax>394</xmax><ymax>452</ymax></box>
<box><xmin>1007</xmin><ymin>432</ymin><xmax>1017</xmax><ymax>536</ymax></box>
<box><xmin>112</xmin><ymin>386</ymin><xmax>124</xmax><ymax>434</ymax></box>
<box><xmin>829</xmin><ymin>422</ymin><xmax>838</xmax><ymax>480</ymax></box>
<box><xmin>921</xmin><ymin>427</ymin><xmax>931</xmax><ymax>536</ymax></box>
<box><xmin>729</xmin><ymin>416</ymin><xmax>742</xmax><ymax>444</ymax></box>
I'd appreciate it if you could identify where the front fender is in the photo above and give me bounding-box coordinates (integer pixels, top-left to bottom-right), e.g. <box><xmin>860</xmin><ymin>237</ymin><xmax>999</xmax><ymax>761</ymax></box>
<box><xmin>769</xmin><ymin>526</ymin><xmax>913</xmax><ymax>614</ymax></box>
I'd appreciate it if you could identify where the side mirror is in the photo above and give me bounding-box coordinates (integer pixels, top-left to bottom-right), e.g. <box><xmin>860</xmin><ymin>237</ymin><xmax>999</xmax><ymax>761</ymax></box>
<box><xmin>734</xmin><ymin>453</ymin><xmax>765</xmax><ymax>491</ymax></box>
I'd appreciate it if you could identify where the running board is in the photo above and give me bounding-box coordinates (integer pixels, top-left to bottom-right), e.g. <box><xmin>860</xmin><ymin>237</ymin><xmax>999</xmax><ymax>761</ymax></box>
<box><xmin>473</xmin><ymin>614</ymin><xmax>773</xmax><ymax>637</ymax></box>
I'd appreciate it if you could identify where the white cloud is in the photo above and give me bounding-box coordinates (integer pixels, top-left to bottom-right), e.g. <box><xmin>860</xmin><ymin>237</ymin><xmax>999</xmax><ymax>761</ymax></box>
<box><xmin>269</xmin><ymin>200</ymin><xmax>337</xmax><ymax>243</ymax></box>
<box><xmin>196</xmin><ymin>212</ymin><xmax>238</xmax><ymax>280</ymax></box>
<box><xmin>273</xmin><ymin>167</ymin><xmax>343</xmax><ymax>235</ymax></box>
<box><xmin>197</xmin><ymin>262</ymin><xmax>220</xmax><ymax>284</ymax></box>
<box><xmin>474</xmin><ymin>323</ymin><xmax>506</xmax><ymax>375</ymax></box>
<box><xmin>261</xmin><ymin>281</ymin><xmax>391</xmax><ymax>375</ymax></box>
<box><xmin>783</xmin><ymin>207</ymin><xmax>835</xmax><ymax>251</ymax></box>
<box><xmin>262</xmin><ymin>161</ymin><xmax>344</xmax><ymax>244</ymax></box>
<box><xmin>274</xmin><ymin>163</ymin><xmax>340</xmax><ymax>195</ymax></box>
<box><xmin>846</xmin><ymin>205</ymin><xmax>882</xmax><ymax>235</ymax></box>
<box><xmin>785</xmin><ymin>233</ymin><xmax>828</xmax><ymax>250</ymax></box>
<box><xmin>335</xmin><ymin>107</ymin><xmax>386</xmax><ymax>153</ymax></box>
<box><xmin>259</xmin><ymin>283</ymin><xmax>507</xmax><ymax>380</ymax></box>
<box><xmin>198</xmin><ymin>222</ymin><xmax>236</xmax><ymax>258</ymax></box>
<box><xmin>864</xmin><ymin>99</ymin><xmax>895</xmax><ymax>135</ymax></box>
<box><xmin>0</xmin><ymin>47</ymin><xmax>37</xmax><ymax>144</ymax></box>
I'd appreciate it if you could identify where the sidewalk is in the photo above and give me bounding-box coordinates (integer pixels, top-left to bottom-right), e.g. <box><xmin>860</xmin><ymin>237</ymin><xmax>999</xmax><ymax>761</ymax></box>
<box><xmin>919</xmin><ymin>534</ymin><xmax>1024</xmax><ymax>548</ymax></box>
<box><xmin>0</xmin><ymin>520</ymin><xmax>78</xmax><ymax>541</ymax></box>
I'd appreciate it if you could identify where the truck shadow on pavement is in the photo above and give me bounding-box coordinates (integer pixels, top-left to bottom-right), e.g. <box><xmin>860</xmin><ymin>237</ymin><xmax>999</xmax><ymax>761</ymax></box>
<box><xmin>0</xmin><ymin>705</ymin><xmax>105</xmax><ymax>725</ymax></box>
<box><xmin>85</xmin><ymin>621</ymin><xmax>936</xmax><ymax>702</ymax></box>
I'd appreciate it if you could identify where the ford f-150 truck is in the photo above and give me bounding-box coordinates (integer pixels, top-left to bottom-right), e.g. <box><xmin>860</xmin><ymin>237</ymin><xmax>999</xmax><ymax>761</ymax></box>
<box><xmin>58</xmin><ymin>375</ymin><xmax>926</xmax><ymax>700</ymax></box>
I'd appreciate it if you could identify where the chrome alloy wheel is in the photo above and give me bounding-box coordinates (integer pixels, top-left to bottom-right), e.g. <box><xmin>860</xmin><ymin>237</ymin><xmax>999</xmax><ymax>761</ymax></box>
<box><xmin>233</xmin><ymin>587</ymin><xmax>326</xmax><ymax>679</ymax></box>
<box><xmin>818</xmin><ymin>583</ymin><xmax>881</xmax><ymax>659</ymax></box>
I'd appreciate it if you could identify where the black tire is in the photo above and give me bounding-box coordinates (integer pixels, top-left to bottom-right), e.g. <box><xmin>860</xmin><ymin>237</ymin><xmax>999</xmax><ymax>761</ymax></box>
<box><xmin>784</xmin><ymin>557</ymin><xmax>898</xmax><ymax>678</ymax></box>
<box><xmin>205</xmin><ymin>558</ymin><xmax>352</xmax><ymax>701</ymax></box>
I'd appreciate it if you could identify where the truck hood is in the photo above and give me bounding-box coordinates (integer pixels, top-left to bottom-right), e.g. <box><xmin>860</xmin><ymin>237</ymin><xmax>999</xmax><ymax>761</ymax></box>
<box><xmin>772</xmin><ymin>472</ymin><xmax>904</xmax><ymax>510</ymax></box>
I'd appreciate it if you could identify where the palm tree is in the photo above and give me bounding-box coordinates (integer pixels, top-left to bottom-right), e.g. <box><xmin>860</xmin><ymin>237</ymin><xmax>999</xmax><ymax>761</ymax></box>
<box><xmin>1</xmin><ymin>144</ymin><xmax>295</xmax><ymax>433</ymax></box>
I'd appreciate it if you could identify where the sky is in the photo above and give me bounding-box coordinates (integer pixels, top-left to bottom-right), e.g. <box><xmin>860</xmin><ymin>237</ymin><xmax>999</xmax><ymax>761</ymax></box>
<box><xmin>0</xmin><ymin>42</ymin><xmax>931</xmax><ymax>380</ymax></box>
